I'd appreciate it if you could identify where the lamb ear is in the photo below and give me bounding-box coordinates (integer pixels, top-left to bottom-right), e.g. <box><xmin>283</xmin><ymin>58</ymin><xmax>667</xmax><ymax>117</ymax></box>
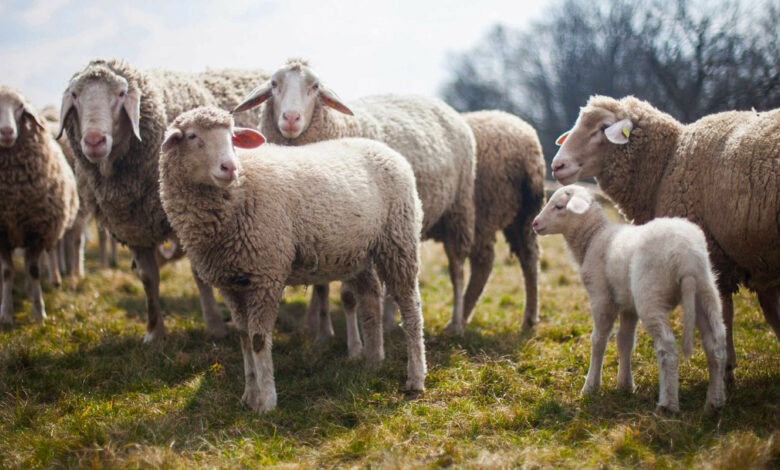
<box><xmin>56</xmin><ymin>91</ymin><xmax>74</xmax><ymax>139</ymax></box>
<box><xmin>604</xmin><ymin>118</ymin><xmax>633</xmax><ymax>144</ymax></box>
<box><xmin>233</xmin><ymin>81</ymin><xmax>273</xmax><ymax>113</ymax></box>
<box><xmin>23</xmin><ymin>104</ymin><xmax>45</xmax><ymax>130</ymax></box>
<box><xmin>232</xmin><ymin>127</ymin><xmax>266</xmax><ymax>149</ymax></box>
<box><xmin>566</xmin><ymin>195</ymin><xmax>590</xmax><ymax>214</ymax></box>
<box><xmin>161</xmin><ymin>128</ymin><xmax>183</xmax><ymax>153</ymax></box>
<box><xmin>123</xmin><ymin>88</ymin><xmax>142</xmax><ymax>141</ymax></box>
<box><xmin>555</xmin><ymin>131</ymin><xmax>570</xmax><ymax>146</ymax></box>
<box><xmin>318</xmin><ymin>85</ymin><xmax>353</xmax><ymax>115</ymax></box>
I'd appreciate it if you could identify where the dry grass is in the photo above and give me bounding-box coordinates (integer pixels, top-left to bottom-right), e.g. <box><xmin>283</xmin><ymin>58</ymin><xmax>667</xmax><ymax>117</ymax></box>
<box><xmin>0</xmin><ymin>215</ymin><xmax>778</xmax><ymax>469</ymax></box>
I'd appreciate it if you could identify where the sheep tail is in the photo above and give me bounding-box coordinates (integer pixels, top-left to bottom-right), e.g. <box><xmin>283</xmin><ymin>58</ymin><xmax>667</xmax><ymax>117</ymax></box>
<box><xmin>680</xmin><ymin>275</ymin><xmax>697</xmax><ymax>361</ymax></box>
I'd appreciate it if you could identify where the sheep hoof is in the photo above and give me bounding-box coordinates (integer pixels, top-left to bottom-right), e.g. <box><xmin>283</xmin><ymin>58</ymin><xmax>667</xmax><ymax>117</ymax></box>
<box><xmin>404</xmin><ymin>378</ymin><xmax>425</xmax><ymax>395</ymax></box>
<box><xmin>364</xmin><ymin>354</ymin><xmax>384</xmax><ymax>370</ymax></box>
<box><xmin>580</xmin><ymin>383</ymin><xmax>600</xmax><ymax>396</ymax></box>
<box><xmin>704</xmin><ymin>401</ymin><xmax>724</xmax><ymax>415</ymax></box>
<box><xmin>520</xmin><ymin>317</ymin><xmax>538</xmax><ymax>331</ymax></box>
<box><xmin>617</xmin><ymin>381</ymin><xmax>635</xmax><ymax>393</ymax></box>
<box><xmin>0</xmin><ymin>314</ymin><xmax>12</xmax><ymax>328</ymax></box>
<box><xmin>142</xmin><ymin>328</ymin><xmax>165</xmax><ymax>343</ymax></box>
<box><xmin>242</xmin><ymin>388</ymin><xmax>277</xmax><ymax>413</ymax></box>
<box><xmin>206</xmin><ymin>321</ymin><xmax>229</xmax><ymax>340</ymax></box>
<box><xmin>403</xmin><ymin>388</ymin><xmax>424</xmax><ymax>400</ymax></box>
<box><xmin>443</xmin><ymin>321</ymin><xmax>464</xmax><ymax>336</ymax></box>
<box><xmin>654</xmin><ymin>404</ymin><xmax>680</xmax><ymax>416</ymax></box>
<box><xmin>347</xmin><ymin>344</ymin><xmax>363</xmax><ymax>361</ymax></box>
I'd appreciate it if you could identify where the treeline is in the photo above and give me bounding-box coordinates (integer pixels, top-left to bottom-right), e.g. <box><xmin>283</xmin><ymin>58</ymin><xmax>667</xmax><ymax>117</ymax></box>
<box><xmin>440</xmin><ymin>0</ymin><xmax>780</xmax><ymax>167</ymax></box>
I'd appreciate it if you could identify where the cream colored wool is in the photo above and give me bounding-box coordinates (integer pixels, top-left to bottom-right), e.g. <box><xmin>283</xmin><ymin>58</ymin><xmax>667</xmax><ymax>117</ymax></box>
<box><xmin>0</xmin><ymin>87</ymin><xmax>78</xmax><ymax>325</ymax></box>
<box><xmin>552</xmin><ymin>95</ymin><xmax>780</xmax><ymax>380</ymax></box>
<box><xmin>159</xmin><ymin>106</ymin><xmax>426</xmax><ymax>413</ymax></box>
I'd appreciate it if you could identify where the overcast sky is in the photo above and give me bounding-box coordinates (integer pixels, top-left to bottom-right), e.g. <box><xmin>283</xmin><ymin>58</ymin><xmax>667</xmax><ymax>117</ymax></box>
<box><xmin>0</xmin><ymin>0</ymin><xmax>552</xmax><ymax>109</ymax></box>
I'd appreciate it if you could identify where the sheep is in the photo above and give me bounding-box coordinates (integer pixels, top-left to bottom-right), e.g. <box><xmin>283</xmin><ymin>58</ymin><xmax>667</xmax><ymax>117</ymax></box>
<box><xmin>0</xmin><ymin>86</ymin><xmax>79</xmax><ymax>325</ymax></box>
<box><xmin>551</xmin><ymin>95</ymin><xmax>780</xmax><ymax>381</ymax></box>
<box><xmin>233</xmin><ymin>58</ymin><xmax>476</xmax><ymax>340</ymax></box>
<box><xmin>58</xmin><ymin>58</ymin><xmax>269</xmax><ymax>342</ymax></box>
<box><xmin>158</xmin><ymin>106</ymin><xmax>426</xmax><ymax>413</ymax></box>
<box><xmin>458</xmin><ymin>110</ymin><xmax>546</xmax><ymax>330</ymax></box>
<box><xmin>533</xmin><ymin>185</ymin><xmax>727</xmax><ymax>413</ymax></box>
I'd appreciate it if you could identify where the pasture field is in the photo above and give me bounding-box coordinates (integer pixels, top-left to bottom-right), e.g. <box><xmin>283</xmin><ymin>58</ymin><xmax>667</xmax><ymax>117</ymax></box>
<box><xmin>1</xmin><ymin>216</ymin><xmax>778</xmax><ymax>469</ymax></box>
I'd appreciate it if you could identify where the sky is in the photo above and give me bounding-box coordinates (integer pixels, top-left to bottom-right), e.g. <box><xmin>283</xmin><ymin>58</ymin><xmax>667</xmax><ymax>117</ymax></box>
<box><xmin>0</xmin><ymin>0</ymin><xmax>552</xmax><ymax>109</ymax></box>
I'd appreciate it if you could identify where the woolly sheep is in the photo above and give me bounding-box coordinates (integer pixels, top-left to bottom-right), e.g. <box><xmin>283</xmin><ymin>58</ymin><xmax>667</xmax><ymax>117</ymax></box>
<box><xmin>0</xmin><ymin>86</ymin><xmax>78</xmax><ymax>325</ymax></box>
<box><xmin>158</xmin><ymin>106</ymin><xmax>426</xmax><ymax>413</ymax></box>
<box><xmin>233</xmin><ymin>59</ymin><xmax>477</xmax><ymax>339</ymax></box>
<box><xmin>58</xmin><ymin>58</ymin><xmax>269</xmax><ymax>342</ymax></box>
<box><xmin>551</xmin><ymin>95</ymin><xmax>780</xmax><ymax>381</ymax></box>
<box><xmin>533</xmin><ymin>185</ymin><xmax>727</xmax><ymax>413</ymax></box>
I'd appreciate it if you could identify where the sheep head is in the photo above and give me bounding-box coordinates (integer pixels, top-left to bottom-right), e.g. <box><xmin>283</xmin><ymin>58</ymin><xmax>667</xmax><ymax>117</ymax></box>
<box><xmin>162</xmin><ymin>107</ymin><xmax>264</xmax><ymax>189</ymax></box>
<box><xmin>532</xmin><ymin>185</ymin><xmax>595</xmax><ymax>236</ymax></box>
<box><xmin>57</xmin><ymin>60</ymin><xmax>141</xmax><ymax>163</ymax></box>
<box><xmin>0</xmin><ymin>86</ymin><xmax>45</xmax><ymax>148</ymax></box>
<box><xmin>232</xmin><ymin>58</ymin><xmax>353</xmax><ymax>139</ymax></box>
<box><xmin>551</xmin><ymin>96</ymin><xmax>633</xmax><ymax>184</ymax></box>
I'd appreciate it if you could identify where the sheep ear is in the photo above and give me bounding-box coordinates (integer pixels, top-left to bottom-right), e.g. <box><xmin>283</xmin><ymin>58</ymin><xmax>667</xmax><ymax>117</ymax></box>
<box><xmin>161</xmin><ymin>128</ymin><xmax>183</xmax><ymax>153</ymax></box>
<box><xmin>233</xmin><ymin>81</ymin><xmax>273</xmax><ymax>114</ymax></box>
<box><xmin>555</xmin><ymin>131</ymin><xmax>570</xmax><ymax>146</ymax></box>
<box><xmin>604</xmin><ymin>119</ymin><xmax>633</xmax><ymax>144</ymax></box>
<box><xmin>319</xmin><ymin>85</ymin><xmax>353</xmax><ymax>115</ymax></box>
<box><xmin>232</xmin><ymin>127</ymin><xmax>266</xmax><ymax>149</ymax></box>
<box><xmin>23</xmin><ymin>104</ymin><xmax>45</xmax><ymax>130</ymax></box>
<box><xmin>123</xmin><ymin>88</ymin><xmax>142</xmax><ymax>141</ymax></box>
<box><xmin>566</xmin><ymin>195</ymin><xmax>590</xmax><ymax>214</ymax></box>
<box><xmin>56</xmin><ymin>91</ymin><xmax>74</xmax><ymax>139</ymax></box>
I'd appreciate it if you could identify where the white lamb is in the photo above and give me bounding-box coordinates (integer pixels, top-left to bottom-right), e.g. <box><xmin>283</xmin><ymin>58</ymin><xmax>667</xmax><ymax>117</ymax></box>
<box><xmin>532</xmin><ymin>185</ymin><xmax>727</xmax><ymax>413</ymax></box>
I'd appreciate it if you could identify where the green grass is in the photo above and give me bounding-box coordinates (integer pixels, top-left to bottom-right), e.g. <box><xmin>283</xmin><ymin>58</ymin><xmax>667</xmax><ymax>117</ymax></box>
<box><xmin>1</xmin><ymin>219</ymin><xmax>778</xmax><ymax>469</ymax></box>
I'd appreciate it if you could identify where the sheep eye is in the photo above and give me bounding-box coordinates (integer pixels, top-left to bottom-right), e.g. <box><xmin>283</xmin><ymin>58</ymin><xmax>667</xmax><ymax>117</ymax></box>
<box><xmin>71</xmin><ymin>92</ymin><xmax>77</xmax><ymax>99</ymax></box>
<box><xmin>187</xmin><ymin>134</ymin><xmax>197</xmax><ymax>140</ymax></box>
<box><xmin>554</xmin><ymin>204</ymin><xmax>564</xmax><ymax>210</ymax></box>
<box><xmin>312</xmin><ymin>83</ymin><xmax>319</xmax><ymax>91</ymax></box>
<box><xmin>119</xmin><ymin>91</ymin><xmax>126</xmax><ymax>98</ymax></box>
<box><xmin>271</xmin><ymin>80</ymin><xmax>278</xmax><ymax>87</ymax></box>
<box><xmin>600</xmin><ymin>124</ymin><xmax>609</xmax><ymax>132</ymax></box>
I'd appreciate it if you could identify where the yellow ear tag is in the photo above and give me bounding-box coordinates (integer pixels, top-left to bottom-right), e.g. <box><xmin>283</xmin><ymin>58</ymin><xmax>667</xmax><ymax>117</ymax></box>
<box><xmin>622</xmin><ymin>128</ymin><xmax>630</xmax><ymax>138</ymax></box>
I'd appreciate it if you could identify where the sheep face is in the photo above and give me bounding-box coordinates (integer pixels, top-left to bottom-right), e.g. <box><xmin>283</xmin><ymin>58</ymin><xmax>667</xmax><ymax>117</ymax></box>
<box><xmin>232</xmin><ymin>60</ymin><xmax>353</xmax><ymax>138</ymax></box>
<box><xmin>532</xmin><ymin>185</ymin><xmax>594</xmax><ymax>235</ymax></box>
<box><xmin>551</xmin><ymin>103</ymin><xmax>633</xmax><ymax>184</ymax></box>
<box><xmin>57</xmin><ymin>64</ymin><xmax>141</xmax><ymax>163</ymax></box>
<box><xmin>0</xmin><ymin>87</ymin><xmax>44</xmax><ymax>148</ymax></box>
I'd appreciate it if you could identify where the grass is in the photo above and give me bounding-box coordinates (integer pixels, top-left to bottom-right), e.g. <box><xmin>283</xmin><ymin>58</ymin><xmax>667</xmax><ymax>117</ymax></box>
<box><xmin>1</xmin><ymin>214</ymin><xmax>779</xmax><ymax>469</ymax></box>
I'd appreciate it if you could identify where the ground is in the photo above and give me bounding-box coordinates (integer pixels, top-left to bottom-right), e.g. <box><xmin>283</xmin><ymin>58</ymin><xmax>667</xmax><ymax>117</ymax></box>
<box><xmin>0</xmin><ymin>215</ymin><xmax>778</xmax><ymax>469</ymax></box>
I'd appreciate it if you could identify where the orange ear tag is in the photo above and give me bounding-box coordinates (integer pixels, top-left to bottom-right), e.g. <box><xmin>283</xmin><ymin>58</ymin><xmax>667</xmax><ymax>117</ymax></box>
<box><xmin>555</xmin><ymin>131</ymin><xmax>570</xmax><ymax>146</ymax></box>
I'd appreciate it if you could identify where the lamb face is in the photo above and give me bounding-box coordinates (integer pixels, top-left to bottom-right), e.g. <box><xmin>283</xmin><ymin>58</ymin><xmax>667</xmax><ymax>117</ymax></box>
<box><xmin>233</xmin><ymin>59</ymin><xmax>353</xmax><ymax>138</ymax></box>
<box><xmin>532</xmin><ymin>185</ymin><xmax>594</xmax><ymax>235</ymax></box>
<box><xmin>0</xmin><ymin>87</ymin><xmax>44</xmax><ymax>148</ymax></box>
<box><xmin>57</xmin><ymin>63</ymin><xmax>141</xmax><ymax>162</ymax></box>
<box><xmin>551</xmin><ymin>103</ymin><xmax>633</xmax><ymax>184</ymax></box>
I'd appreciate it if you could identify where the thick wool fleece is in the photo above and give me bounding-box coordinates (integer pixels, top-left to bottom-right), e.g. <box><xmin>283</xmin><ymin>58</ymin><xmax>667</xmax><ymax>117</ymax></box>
<box><xmin>585</xmin><ymin>95</ymin><xmax>780</xmax><ymax>294</ymax></box>
<box><xmin>0</xmin><ymin>87</ymin><xmax>78</xmax><ymax>253</ymax></box>
<box><xmin>63</xmin><ymin>59</ymin><xmax>268</xmax><ymax>248</ymax></box>
<box><xmin>461</xmin><ymin>110</ymin><xmax>546</xmax><ymax>324</ymax></box>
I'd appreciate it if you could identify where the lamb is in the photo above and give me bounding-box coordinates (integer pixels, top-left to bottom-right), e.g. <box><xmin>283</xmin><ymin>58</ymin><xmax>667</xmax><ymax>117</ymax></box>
<box><xmin>58</xmin><ymin>58</ymin><xmax>269</xmax><ymax>342</ymax></box>
<box><xmin>233</xmin><ymin>58</ymin><xmax>476</xmax><ymax>340</ymax></box>
<box><xmin>458</xmin><ymin>110</ymin><xmax>546</xmax><ymax>330</ymax></box>
<box><xmin>0</xmin><ymin>86</ymin><xmax>79</xmax><ymax>325</ymax></box>
<box><xmin>533</xmin><ymin>185</ymin><xmax>727</xmax><ymax>413</ymax></box>
<box><xmin>551</xmin><ymin>95</ymin><xmax>780</xmax><ymax>381</ymax></box>
<box><xmin>158</xmin><ymin>106</ymin><xmax>426</xmax><ymax>413</ymax></box>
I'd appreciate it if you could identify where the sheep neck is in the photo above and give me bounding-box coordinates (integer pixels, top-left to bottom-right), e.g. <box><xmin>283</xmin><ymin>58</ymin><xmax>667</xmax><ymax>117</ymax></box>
<box><xmin>562</xmin><ymin>209</ymin><xmax>610</xmax><ymax>266</ymax></box>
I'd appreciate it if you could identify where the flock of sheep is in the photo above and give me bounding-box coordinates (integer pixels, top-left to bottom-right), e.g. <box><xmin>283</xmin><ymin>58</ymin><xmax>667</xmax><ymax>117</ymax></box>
<box><xmin>0</xmin><ymin>57</ymin><xmax>777</xmax><ymax>416</ymax></box>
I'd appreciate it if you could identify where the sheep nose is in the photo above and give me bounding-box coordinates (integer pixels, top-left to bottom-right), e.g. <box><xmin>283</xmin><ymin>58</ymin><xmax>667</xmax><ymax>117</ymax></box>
<box><xmin>552</xmin><ymin>161</ymin><xmax>566</xmax><ymax>172</ymax></box>
<box><xmin>84</xmin><ymin>131</ymin><xmax>107</xmax><ymax>148</ymax></box>
<box><xmin>220</xmin><ymin>160</ymin><xmax>238</xmax><ymax>180</ymax></box>
<box><xmin>532</xmin><ymin>218</ymin><xmax>540</xmax><ymax>229</ymax></box>
<box><xmin>0</xmin><ymin>127</ymin><xmax>13</xmax><ymax>138</ymax></box>
<box><xmin>282</xmin><ymin>111</ymin><xmax>300</xmax><ymax>123</ymax></box>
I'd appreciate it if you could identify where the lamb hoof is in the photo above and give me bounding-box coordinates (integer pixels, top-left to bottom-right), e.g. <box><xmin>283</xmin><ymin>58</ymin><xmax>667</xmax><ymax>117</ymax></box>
<box><xmin>580</xmin><ymin>383</ymin><xmax>599</xmax><ymax>396</ymax></box>
<box><xmin>443</xmin><ymin>320</ymin><xmax>464</xmax><ymax>336</ymax></box>
<box><xmin>404</xmin><ymin>378</ymin><xmax>425</xmax><ymax>395</ymax></box>
<box><xmin>242</xmin><ymin>388</ymin><xmax>277</xmax><ymax>413</ymax></box>
<box><xmin>654</xmin><ymin>404</ymin><xmax>680</xmax><ymax>416</ymax></box>
<box><xmin>704</xmin><ymin>401</ymin><xmax>724</xmax><ymax>415</ymax></box>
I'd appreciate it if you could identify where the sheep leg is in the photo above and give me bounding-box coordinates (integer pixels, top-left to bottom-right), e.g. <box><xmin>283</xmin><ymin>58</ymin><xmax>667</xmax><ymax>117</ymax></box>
<box><xmin>346</xmin><ymin>269</ymin><xmax>384</xmax><ymax>368</ymax></box>
<box><xmin>244</xmin><ymin>285</ymin><xmax>284</xmax><ymax>413</ymax></box>
<box><xmin>0</xmin><ymin>246</ymin><xmax>14</xmax><ymax>326</ymax></box>
<box><xmin>616</xmin><ymin>310</ymin><xmax>638</xmax><ymax>392</ymax></box>
<box><xmin>720</xmin><ymin>293</ymin><xmax>736</xmax><ymax>383</ymax></box>
<box><xmin>389</xmin><ymin>280</ymin><xmax>426</xmax><ymax>393</ymax></box>
<box><xmin>191</xmin><ymin>266</ymin><xmax>227</xmax><ymax>339</ymax></box>
<box><xmin>757</xmin><ymin>288</ymin><xmax>780</xmax><ymax>341</ymax></box>
<box><xmin>306</xmin><ymin>284</ymin><xmax>334</xmax><ymax>342</ymax></box>
<box><xmin>65</xmin><ymin>222</ymin><xmax>86</xmax><ymax>279</ymax></box>
<box><xmin>462</xmin><ymin>243</ymin><xmax>495</xmax><ymax>326</ymax></box>
<box><xmin>642</xmin><ymin>313</ymin><xmax>680</xmax><ymax>413</ymax></box>
<box><xmin>132</xmin><ymin>246</ymin><xmax>165</xmax><ymax>343</ymax></box>
<box><xmin>382</xmin><ymin>286</ymin><xmax>398</xmax><ymax>332</ymax></box>
<box><xmin>339</xmin><ymin>284</ymin><xmax>363</xmax><ymax>360</ymax></box>
<box><xmin>24</xmin><ymin>249</ymin><xmax>46</xmax><ymax>322</ymax></box>
<box><xmin>695</xmin><ymin>302</ymin><xmax>727</xmax><ymax>413</ymax></box>
<box><xmin>58</xmin><ymin>238</ymin><xmax>68</xmax><ymax>275</ymax></box>
<box><xmin>443</xmin><ymin>241</ymin><xmax>467</xmax><ymax>336</ymax></box>
<box><xmin>582</xmin><ymin>303</ymin><xmax>617</xmax><ymax>395</ymax></box>
<box><xmin>98</xmin><ymin>226</ymin><xmax>109</xmax><ymax>268</ymax></box>
<box><xmin>504</xmin><ymin>221</ymin><xmax>541</xmax><ymax>330</ymax></box>
<box><xmin>45</xmin><ymin>248</ymin><xmax>61</xmax><ymax>289</ymax></box>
